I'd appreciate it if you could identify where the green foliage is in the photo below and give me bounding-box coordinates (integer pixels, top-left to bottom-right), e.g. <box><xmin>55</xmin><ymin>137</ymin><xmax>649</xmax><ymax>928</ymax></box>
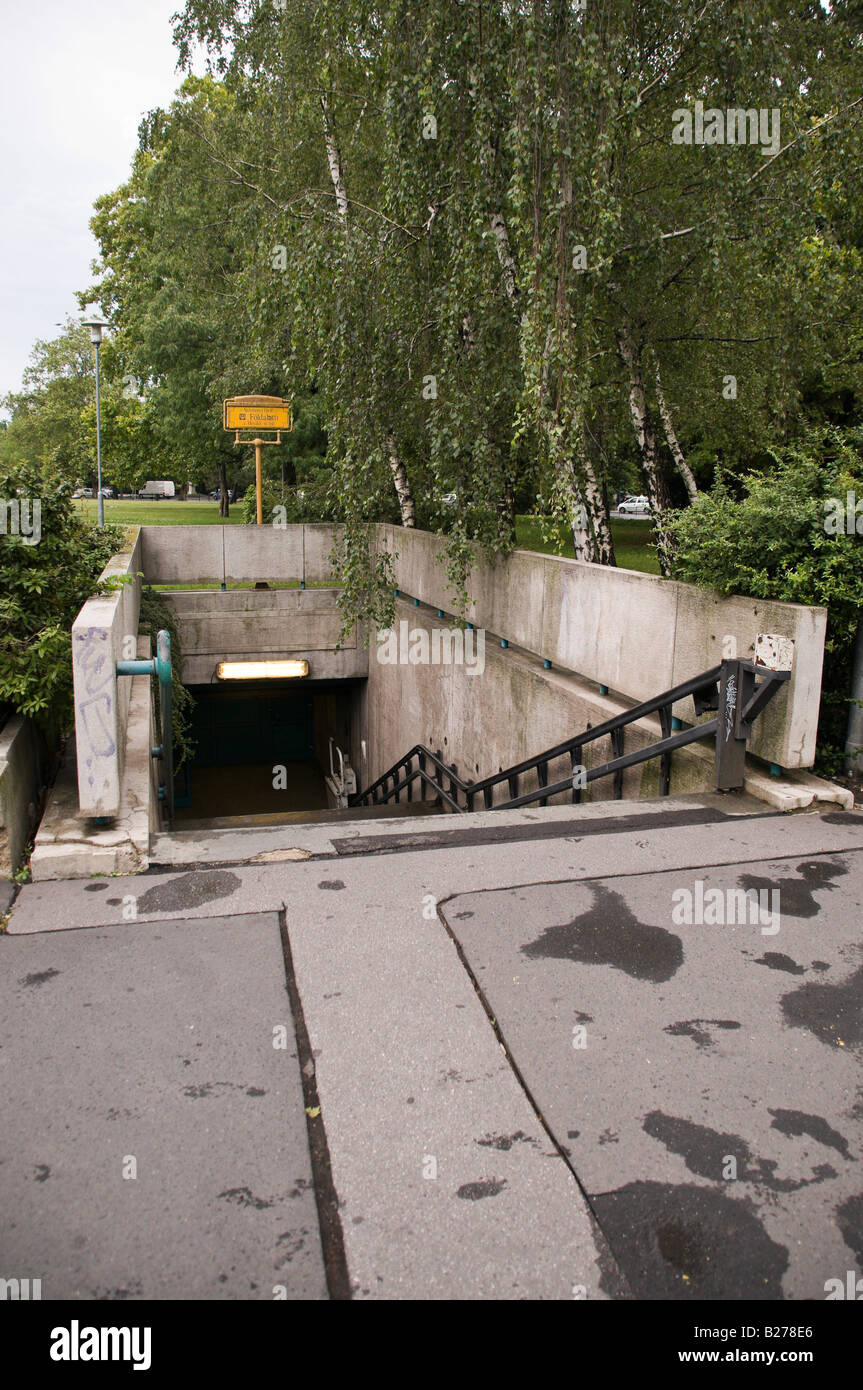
<box><xmin>0</xmin><ymin>462</ymin><xmax>124</xmax><ymax>730</ymax></box>
<box><xmin>138</xmin><ymin>586</ymin><xmax>196</xmax><ymax>770</ymax></box>
<box><xmin>0</xmin><ymin>319</ymin><xmax>169</xmax><ymax>493</ymax></box>
<box><xmin>667</xmin><ymin>426</ymin><xmax>863</xmax><ymax>768</ymax></box>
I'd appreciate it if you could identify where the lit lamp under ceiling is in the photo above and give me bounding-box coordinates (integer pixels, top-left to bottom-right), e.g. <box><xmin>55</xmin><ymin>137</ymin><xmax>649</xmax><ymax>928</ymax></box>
<box><xmin>216</xmin><ymin>659</ymin><xmax>310</xmax><ymax>680</ymax></box>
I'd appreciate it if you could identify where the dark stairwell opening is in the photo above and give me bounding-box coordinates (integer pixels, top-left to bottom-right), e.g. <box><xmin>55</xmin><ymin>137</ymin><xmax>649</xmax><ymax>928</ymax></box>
<box><xmin>172</xmin><ymin>680</ymin><xmax>360</xmax><ymax>829</ymax></box>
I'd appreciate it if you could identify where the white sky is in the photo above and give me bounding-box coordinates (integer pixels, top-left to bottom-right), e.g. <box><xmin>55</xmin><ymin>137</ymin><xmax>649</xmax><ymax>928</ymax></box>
<box><xmin>0</xmin><ymin>0</ymin><xmax>205</xmax><ymax>402</ymax></box>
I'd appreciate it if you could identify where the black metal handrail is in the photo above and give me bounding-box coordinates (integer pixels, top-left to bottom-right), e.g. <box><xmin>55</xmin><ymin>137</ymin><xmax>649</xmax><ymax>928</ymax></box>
<box><xmin>350</xmin><ymin>659</ymin><xmax>790</xmax><ymax>814</ymax></box>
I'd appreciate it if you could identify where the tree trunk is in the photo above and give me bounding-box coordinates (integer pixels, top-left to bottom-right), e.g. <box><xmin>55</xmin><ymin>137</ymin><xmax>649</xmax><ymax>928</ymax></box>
<box><xmin>217</xmin><ymin>456</ymin><xmax>230</xmax><ymax>519</ymax></box>
<box><xmin>490</xmin><ymin>210</ymin><xmax>520</xmax><ymax>306</ymax></box>
<box><xmin>320</xmin><ymin>95</ymin><xmax>349</xmax><ymax>232</ymax></box>
<box><xmin>618</xmin><ymin>328</ymin><xmax>674</xmax><ymax>575</ymax></box>
<box><xmin>650</xmin><ymin>350</ymin><xmax>698</xmax><ymax>502</ymax></box>
<box><xmin>386</xmin><ymin>432</ymin><xmax>416</xmax><ymax>528</ymax></box>
<box><xmin>320</xmin><ymin>89</ymin><xmax>416</xmax><ymax>527</ymax></box>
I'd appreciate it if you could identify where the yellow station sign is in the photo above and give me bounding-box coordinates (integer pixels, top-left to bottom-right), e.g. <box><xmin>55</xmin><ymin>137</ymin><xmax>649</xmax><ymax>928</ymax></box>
<box><xmin>223</xmin><ymin>395</ymin><xmax>292</xmax><ymax>433</ymax></box>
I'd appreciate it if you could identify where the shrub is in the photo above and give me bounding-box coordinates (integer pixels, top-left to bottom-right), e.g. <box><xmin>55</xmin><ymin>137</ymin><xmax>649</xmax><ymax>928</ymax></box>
<box><xmin>666</xmin><ymin>426</ymin><xmax>863</xmax><ymax>771</ymax></box>
<box><xmin>0</xmin><ymin>462</ymin><xmax>124</xmax><ymax>731</ymax></box>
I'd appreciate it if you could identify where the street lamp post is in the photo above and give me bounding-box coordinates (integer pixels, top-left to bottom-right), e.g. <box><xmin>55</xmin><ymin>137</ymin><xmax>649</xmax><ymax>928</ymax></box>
<box><xmin>83</xmin><ymin>317</ymin><xmax>109</xmax><ymax>527</ymax></box>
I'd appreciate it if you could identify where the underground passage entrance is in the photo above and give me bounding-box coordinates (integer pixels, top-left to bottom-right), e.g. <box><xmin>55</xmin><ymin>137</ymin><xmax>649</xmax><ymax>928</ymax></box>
<box><xmin>172</xmin><ymin>680</ymin><xmax>360</xmax><ymax>827</ymax></box>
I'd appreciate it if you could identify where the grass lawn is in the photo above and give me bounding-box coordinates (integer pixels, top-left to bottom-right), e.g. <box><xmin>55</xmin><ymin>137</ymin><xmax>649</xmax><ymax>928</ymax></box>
<box><xmin>73</xmin><ymin>501</ymin><xmax>659</xmax><ymax>575</ymax></box>
<box><xmin>515</xmin><ymin>514</ymin><xmax>660</xmax><ymax>575</ymax></box>
<box><xmin>73</xmin><ymin>499</ymin><xmax>244</xmax><ymax>526</ymax></box>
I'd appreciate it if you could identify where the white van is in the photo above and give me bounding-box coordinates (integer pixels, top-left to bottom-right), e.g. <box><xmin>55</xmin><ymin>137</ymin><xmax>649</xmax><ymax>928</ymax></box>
<box><xmin>138</xmin><ymin>480</ymin><xmax>176</xmax><ymax>500</ymax></box>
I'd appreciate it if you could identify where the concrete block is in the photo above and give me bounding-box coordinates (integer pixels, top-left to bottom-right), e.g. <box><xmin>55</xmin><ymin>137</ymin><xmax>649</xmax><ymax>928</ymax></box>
<box><xmin>0</xmin><ymin>717</ymin><xmax>44</xmax><ymax>875</ymax></box>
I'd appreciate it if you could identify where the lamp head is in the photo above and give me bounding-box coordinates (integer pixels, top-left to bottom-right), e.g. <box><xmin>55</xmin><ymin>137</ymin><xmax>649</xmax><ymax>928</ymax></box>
<box><xmin>82</xmin><ymin>317</ymin><xmax>109</xmax><ymax>347</ymax></box>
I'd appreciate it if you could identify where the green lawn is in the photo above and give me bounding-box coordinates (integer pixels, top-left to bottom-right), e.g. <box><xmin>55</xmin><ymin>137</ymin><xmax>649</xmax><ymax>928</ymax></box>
<box><xmin>515</xmin><ymin>514</ymin><xmax>660</xmax><ymax>575</ymax></box>
<box><xmin>73</xmin><ymin>500</ymin><xmax>659</xmax><ymax>575</ymax></box>
<box><xmin>73</xmin><ymin>499</ymin><xmax>244</xmax><ymax>526</ymax></box>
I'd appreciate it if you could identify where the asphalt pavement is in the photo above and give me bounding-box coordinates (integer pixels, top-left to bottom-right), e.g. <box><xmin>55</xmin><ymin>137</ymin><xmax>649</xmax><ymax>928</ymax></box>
<box><xmin>2</xmin><ymin>796</ymin><xmax>861</xmax><ymax>1300</ymax></box>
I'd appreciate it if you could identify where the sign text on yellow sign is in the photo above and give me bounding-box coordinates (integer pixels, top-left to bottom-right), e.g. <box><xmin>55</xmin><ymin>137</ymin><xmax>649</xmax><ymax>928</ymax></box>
<box><xmin>224</xmin><ymin>401</ymin><xmax>292</xmax><ymax>431</ymax></box>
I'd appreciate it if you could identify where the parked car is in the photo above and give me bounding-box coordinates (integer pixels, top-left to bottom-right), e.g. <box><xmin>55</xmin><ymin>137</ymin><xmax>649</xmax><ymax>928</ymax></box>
<box><xmin>100</xmin><ymin>487</ymin><xmax>114</xmax><ymax>498</ymax></box>
<box><xmin>82</xmin><ymin>487</ymin><xmax>94</xmax><ymax>499</ymax></box>
<box><xmin>617</xmin><ymin>494</ymin><xmax>651</xmax><ymax>515</ymax></box>
<box><xmin>72</xmin><ymin>488</ymin><xmax>85</xmax><ymax>499</ymax></box>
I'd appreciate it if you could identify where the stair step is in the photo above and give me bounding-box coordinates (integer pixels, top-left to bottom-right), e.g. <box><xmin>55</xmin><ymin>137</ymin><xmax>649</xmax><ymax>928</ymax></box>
<box><xmin>167</xmin><ymin>800</ymin><xmax>443</xmax><ymax>832</ymax></box>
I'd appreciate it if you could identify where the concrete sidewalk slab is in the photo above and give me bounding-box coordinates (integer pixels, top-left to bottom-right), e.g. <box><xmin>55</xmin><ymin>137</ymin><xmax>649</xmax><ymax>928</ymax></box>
<box><xmin>0</xmin><ymin>913</ymin><xmax>326</xmax><ymax>1300</ymax></box>
<box><xmin>439</xmin><ymin>848</ymin><xmax>863</xmax><ymax>1300</ymax></box>
<box><xmin>280</xmin><ymin>889</ymin><xmax>617</xmax><ymax>1300</ymax></box>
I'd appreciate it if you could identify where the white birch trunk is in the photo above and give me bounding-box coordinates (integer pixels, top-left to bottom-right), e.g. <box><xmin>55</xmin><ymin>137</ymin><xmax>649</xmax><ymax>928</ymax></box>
<box><xmin>650</xmin><ymin>351</ymin><xmax>698</xmax><ymax>502</ymax></box>
<box><xmin>618</xmin><ymin>328</ymin><xmax>673</xmax><ymax>575</ymax></box>
<box><xmin>386</xmin><ymin>432</ymin><xmax>416</xmax><ymax>528</ymax></box>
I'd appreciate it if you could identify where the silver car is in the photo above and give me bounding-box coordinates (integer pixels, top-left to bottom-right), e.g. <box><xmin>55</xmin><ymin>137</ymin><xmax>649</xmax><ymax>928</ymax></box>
<box><xmin>617</xmin><ymin>494</ymin><xmax>651</xmax><ymax>515</ymax></box>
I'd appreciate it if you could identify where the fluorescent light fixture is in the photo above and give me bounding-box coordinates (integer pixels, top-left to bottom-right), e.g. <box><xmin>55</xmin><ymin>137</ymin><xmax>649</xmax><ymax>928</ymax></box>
<box><xmin>216</xmin><ymin>659</ymin><xmax>309</xmax><ymax>680</ymax></box>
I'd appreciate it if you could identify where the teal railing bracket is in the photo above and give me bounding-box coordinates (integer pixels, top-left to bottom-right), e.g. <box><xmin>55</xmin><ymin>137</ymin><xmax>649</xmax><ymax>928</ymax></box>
<box><xmin>117</xmin><ymin>629</ymin><xmax>173</xmax><ymax>824</ymax></box>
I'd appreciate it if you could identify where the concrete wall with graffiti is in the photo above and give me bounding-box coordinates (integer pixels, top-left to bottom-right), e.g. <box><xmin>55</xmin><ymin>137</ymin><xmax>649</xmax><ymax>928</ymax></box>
<box><xmin>71</xmin><ymin>533</ymin><xmax>142</xmax><ymax>819</ymax></box>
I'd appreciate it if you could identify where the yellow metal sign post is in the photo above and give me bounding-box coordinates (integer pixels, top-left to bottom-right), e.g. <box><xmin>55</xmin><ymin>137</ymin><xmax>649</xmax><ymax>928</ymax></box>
<box><xmin>222</xmin><ymin>395</ymin><xmax>293</xmax><ymax>524</ymax></box>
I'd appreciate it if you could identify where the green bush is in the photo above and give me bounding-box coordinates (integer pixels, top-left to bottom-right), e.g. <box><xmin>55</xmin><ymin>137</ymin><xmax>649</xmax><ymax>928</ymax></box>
<box><xmin>666</xmin><ymin>426</ymin><xmax>863</xmax><ymax>772</ymax></box>
<box><xmin>0</xmin><ymin>462</ymin><xmax>125</xmax><ymax>731</ymax></box>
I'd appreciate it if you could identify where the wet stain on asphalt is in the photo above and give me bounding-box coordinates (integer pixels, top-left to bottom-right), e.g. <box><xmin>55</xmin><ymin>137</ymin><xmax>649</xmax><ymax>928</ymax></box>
<box><xmin>84</xmin><ymin>882</ymin><xmax>109</xmax><ymax>892</ymax></box>
<box><xmin>136</xmin><ymin>871</ymin><xmax>240</xmax><ymax>914</ymax></box>
<box><xmin>591</xmin><ymin>1180</ymin><xmax>788</xmax><ymax>1299</ymax></box>
<box><xmin>317</xmin><ymin>880</ymin><xmax>345</xmax><ymax>891</ymax></box>
<box><xmin>456</xmin><ymin>1179</ymin><xmax>507</xmax><ymax>1200</ymax></box>
<box><xmin>738</xmin><ymin>859</ymin><xmax>848</xmax><ymax>920</ymax></box>
<box><xmin>33</xmin><ymin>1164</ymin><xmax>51</xmax><ymax>1182</ymax></box>
<box><xmin>664</xmin><ymin>1019</ymin><xmax>741</xmax><ymax>1050</ymax></box>
<box><xmin>768</xmin><ymin>1109</ymin><xmax>852</xmax><ymax>1160</ymax></box>
<box><xmin>754</xmin><ymin>953</ymin><xmax>806</xmax><ymax>976</ymax></box>
<box><xmin>643</xmin><ymin>1111</ymin><xmax>837</xmax><ymax>1192</ymax></box>
<box><xmin>476</xmin><ymin>1132</ymin><xmax>533</xmax><ymax>1151</ymax></box>
<box><xmin>780</xmin><ymin>963</ymin><xmax>863</xmax><ymax>1050</ymax></box>
<box><xmin>835</xmin><ymin>1191</ymin><xmax>863</xmax><ymax>1265</ymax></box>
<box><xmin>521</xmin><ymin>882</ymin><xmax>684</xmax><ymax>982</ymax></box>
<box><xmin>217</xmin><ymin>1187</ymin><xmax>275</xmax><ymax>1210</ymax></box>
<box><xmin>19</xmin><ymin>969</ymin><xmax>60</xmax><ymax>988</ymax></box>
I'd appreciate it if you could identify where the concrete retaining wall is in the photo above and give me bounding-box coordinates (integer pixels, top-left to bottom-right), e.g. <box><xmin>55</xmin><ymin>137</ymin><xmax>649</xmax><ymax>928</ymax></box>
<box><xmin>140</xmin><ymin>524</ymin><xmax>342</xmax><ymax>586</ymax></box>
<box><xmin>374</xmin><ymin>525</ymin><xmax>827</xmax><ymax>770</ymax></box>
<box><xmin>71</xmin><ymin>533</ymin><xmax>143</xmax><ymax>819</ymax></box>
<box><xmin>162</xmin><ymin>588</ymin><xmax>367</xmax><ymax>685</ymax></box>
<box><xmin>0</xmin><ymin>716</ymin><xmax>54</xmax><ymax>877</ymax></box>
